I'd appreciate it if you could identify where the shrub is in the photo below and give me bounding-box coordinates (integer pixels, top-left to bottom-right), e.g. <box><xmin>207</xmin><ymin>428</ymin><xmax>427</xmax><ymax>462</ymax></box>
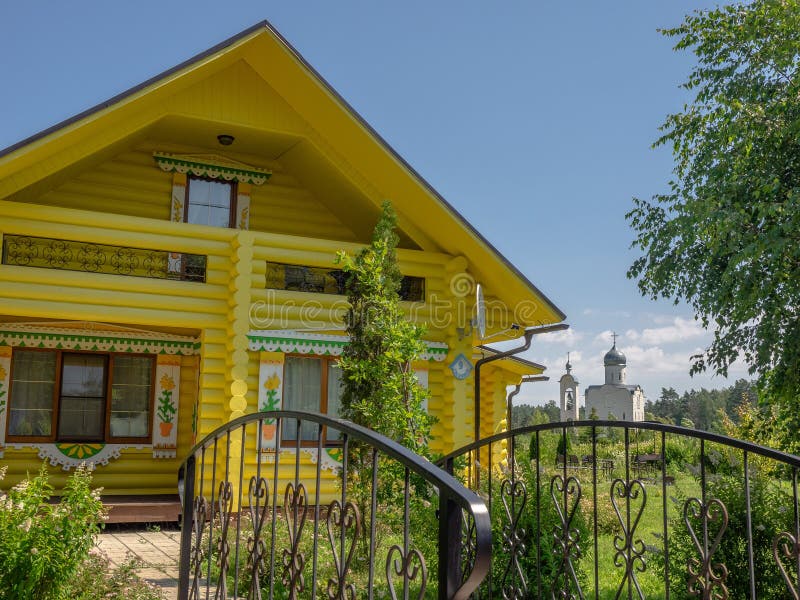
<box><xmin>0</xmin><ymin>464</ymin><xmax>105</xmax><ymax>600</ymax></box>
<box><xmin>63</xmin><ymin>553</ymin><xmax>165</xmax><ymax>600</ymax></box>
<box><xmin>662</xmin><ymin>439</ymin><xmax>696</xmax><ymax>468</ymax></box>
<box><xmin>653</xmin><ymin>469</ymin><xmax>793</xmax><ymax>599</ymax></box>
<box><xmin>555</xmin><ymin>431</ymin><xmax>572</xmax><ymax>459</ymax></box>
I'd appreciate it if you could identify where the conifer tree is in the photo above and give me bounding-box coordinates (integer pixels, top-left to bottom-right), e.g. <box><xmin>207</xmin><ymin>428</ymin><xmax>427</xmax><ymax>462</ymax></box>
<box><xmin>336</xmin><ymin>200</ymin><xmax>433</xmax><ymax>455</ymax></box>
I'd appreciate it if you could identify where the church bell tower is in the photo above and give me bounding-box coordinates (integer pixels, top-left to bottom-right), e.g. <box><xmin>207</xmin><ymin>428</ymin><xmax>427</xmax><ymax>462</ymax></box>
<box><xmin>559</xmin><ymin>353</ymin><xmax>580</xmax><ymax>421</ymax></box>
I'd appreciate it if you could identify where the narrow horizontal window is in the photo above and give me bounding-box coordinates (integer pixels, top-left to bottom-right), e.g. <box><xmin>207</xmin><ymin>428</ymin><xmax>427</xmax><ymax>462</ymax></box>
<box><xmin>265</xmin><ymin>261</ymin><xmax>425</xmax><ymax>302</ymax></box>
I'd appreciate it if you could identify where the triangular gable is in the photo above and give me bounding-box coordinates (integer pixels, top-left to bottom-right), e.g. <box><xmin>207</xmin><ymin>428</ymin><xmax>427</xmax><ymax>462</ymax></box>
<box><xmin>0</xmin><ymin>21</ymin><xmax>565</xmax><ymax>325</ymax></box>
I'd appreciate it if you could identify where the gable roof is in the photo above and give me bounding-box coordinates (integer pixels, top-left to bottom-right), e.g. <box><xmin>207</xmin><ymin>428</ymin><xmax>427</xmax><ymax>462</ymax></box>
<box><xmin>0</xmin><ymin>21</ymin><xmax>565</xmax><ymax>326</ymax></box>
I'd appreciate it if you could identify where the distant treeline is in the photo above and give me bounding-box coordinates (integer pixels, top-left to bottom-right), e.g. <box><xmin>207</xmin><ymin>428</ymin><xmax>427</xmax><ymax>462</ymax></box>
<box><xmin>644</xmin><ymin>379</ymin><xmax>756</xmax><ymax>432</ymax></box>
<box><xmin>512</xmin><ymin>379</ymin><xmax>757</xmax><ymax>433</ymax></box>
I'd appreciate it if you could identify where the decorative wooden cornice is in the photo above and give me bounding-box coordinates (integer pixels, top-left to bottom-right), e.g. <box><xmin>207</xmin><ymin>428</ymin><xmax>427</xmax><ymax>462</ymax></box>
<box><xmin>0</xmin><ymin>322</ymin><xmax>200</xmax><ymax>355</ymax></box>
<box><xmin>247</xmin><ymin>329</ymin><xmax>448</xmax><ymax>362</ymax></box>
<box><xmin>153</xmin><ymin>152</ymin><xmax>272</xmax><ymax>185</ymax></box>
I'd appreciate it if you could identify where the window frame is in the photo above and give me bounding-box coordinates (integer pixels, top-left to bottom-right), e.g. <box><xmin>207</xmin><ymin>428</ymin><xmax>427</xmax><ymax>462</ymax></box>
<box><xmin>5</xmin><ymin>348</ymin><xmax>157</xmax><ymax>445</ymax></box>
<box><xmin>184</xmin><ymin>175</ymin><xmax>238</xmax><ymax>228</ymax></box>
<box><xmin>280</xmin><ymin>354</ymin><xmax>343</xmax><ymax>448</ymax></box>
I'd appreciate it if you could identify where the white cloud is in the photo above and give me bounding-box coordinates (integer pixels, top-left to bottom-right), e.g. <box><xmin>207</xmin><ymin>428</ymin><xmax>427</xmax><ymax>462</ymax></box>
<box><xmin>594</xmin><ymin>330</ymin><xmax>614</xmax><ymax>345</ymax></box>
<box><xmin>622</xmin><ymin>344</ymin><xmax>700</xmax><ymax>374</ymax></box>
<box><xmin>627</xmin><ymin>317</ymin><xmax>706</xmax><ymax>346</ymax></box>
<box><xmin>533</xmin><ymin>327</ymin><xmax>584</xmax><ymax>346</ymax></box>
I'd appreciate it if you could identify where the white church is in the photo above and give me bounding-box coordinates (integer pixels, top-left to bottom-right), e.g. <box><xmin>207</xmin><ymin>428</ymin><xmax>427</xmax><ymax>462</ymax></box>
<box><xmin>559</xmin><ymin>336</ymin><xmax>646</xmax><ymax>422</ymax></box>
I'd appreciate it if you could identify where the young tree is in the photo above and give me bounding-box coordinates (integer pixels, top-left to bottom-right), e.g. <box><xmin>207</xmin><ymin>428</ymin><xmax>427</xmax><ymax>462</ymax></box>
<box><xmin>627</xmin><ymin>1</ymin><xmax>800</xmax><ymax>439</ymax></box>
<box><xmin>335</xmin><ymin>202</ymin><xmax>435</xmax><ymax>555</ymax></box>
<box><xmin>336</xmin><ymin>200</ymin><xmax>433</xmax><ymax>454</ymax></box>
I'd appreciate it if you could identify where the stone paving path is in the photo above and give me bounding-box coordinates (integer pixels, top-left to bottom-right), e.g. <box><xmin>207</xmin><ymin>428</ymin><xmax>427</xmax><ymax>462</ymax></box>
<box><xmin>96</xmin><ymin>527</ymin><xmax>181</xmax><ymax>600</ymax></box>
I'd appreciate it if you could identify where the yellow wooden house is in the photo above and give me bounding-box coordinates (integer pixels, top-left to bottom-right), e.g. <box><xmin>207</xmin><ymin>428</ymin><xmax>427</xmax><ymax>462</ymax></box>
<box><xmin>0</xmin><ymin>22</ymin><xmax>565</xmax><ymax>510</ymax></box>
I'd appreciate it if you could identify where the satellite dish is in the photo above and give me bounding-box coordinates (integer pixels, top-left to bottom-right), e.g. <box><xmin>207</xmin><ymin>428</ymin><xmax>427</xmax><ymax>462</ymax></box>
<box><xmin>475</xmin><ymin>283</ymin><xmax>486</xmax><ymax>340</ymax></box>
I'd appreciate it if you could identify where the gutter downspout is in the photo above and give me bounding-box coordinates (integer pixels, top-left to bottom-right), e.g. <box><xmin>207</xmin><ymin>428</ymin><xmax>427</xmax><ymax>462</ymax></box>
<box><xmin>473</xmin><ymin>322</ymin><xmax>568</xmax><ymax>445</ymax></box>
<box><xmin>507</xmin><ymin>375</ymin><xmax>549</xmax><ymax>428</ymax></box>
<box><xmin>506</xmin><ymin>374</ymin><xmax>548</xmax><ymax>482</ymax></box>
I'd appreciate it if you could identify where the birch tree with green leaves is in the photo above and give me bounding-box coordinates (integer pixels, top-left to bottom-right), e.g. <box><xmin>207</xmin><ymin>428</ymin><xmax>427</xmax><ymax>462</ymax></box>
<box><xmin>627</xmin><ymin>0</ymin><xmax>800</xmax><ymax>450</ymax></box>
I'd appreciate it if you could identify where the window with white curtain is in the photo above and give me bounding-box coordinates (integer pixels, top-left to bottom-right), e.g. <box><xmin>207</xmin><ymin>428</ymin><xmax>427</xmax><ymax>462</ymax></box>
<box><xmin>282</xmin><ymin>355</ymin><xmax>344</xmax><ymax>444</ymax></box>
<box><xmin>7</xmin><ymin>349</ymin><xmax>154</xmax><ymax>443</ymax></box>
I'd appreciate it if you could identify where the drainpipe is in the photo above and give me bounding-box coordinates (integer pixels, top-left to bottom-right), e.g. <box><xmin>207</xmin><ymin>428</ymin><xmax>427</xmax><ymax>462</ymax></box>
<box><xmin>507</xmin><ymin>375</ymin><xmax>549</xmax><ymax>428</ymax></box>
<box><xmin>474</xmin><ymin>322</ymin><xmax>568</xmax><ymax>445</ymax></box>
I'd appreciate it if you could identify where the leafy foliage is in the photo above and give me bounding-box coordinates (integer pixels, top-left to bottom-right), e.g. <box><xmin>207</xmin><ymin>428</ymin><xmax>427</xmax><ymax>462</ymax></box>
<box><xmin>627</xmin><ymin>0</ymin><xmax>800</xmax><ymax>438</ymax></box>
<box><xmin>646</xmin><ymin>380</ymin><xmax>757</xmax><ymax>432</ymax></box>
<box><xmin>555</xmin><ymin>430</ymin><xmax>572</xmax><ymax>460</ymax></box>
<box><xmin>511</xmin><ymin>400</ymin><xmax>561</xmax><ymax>429</ymax></box>
<box><xmin>0</xmin><ymin>464</ymin><xmax>105</xmax><ymax>600</ymax></box>
<box><xmin>63</xmin><ymin>554</ymin><xmax>165</xmax><ymax>600</ymax></box>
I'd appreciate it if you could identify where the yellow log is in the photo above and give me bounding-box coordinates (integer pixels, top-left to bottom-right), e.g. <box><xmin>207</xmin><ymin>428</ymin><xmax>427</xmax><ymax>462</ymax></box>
<box><xmin>0</xmin><ymin>279</ymin><xmax>228</xmax><ymax>314</ymax></box>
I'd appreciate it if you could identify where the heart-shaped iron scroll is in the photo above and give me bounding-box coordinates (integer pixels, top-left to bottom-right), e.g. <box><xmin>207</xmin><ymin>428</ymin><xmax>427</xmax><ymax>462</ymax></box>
<box><xmin>386</xmin><ymin>545</ymin><xmax>428</xmax><ymax>600</ymax></box>
<box><xmin>189</xmin><ymin>495</ymin><xmax>207</xmax><ymax>600</ymax></box>
<box><xmin>684</xmin><ymin>497</ymin><xmax>729</xmax><ymax>600</ymax></box>
<box><xmin>246</xmin><ymin>476</ymin><xmax>270</xmax><ymax>600</ymax></box>
<box><xmin>461</xmin><ymin>509</ymin><xmax>477</xmax><ymax>585</ymax></box>
<box><xmin>214</xmin><ymin>481</ymin><xmax>234</xmax><ymax>600</ymax></box>
<box><xmin>500</xmin><ymin>478</ymin><xmax>528</xmax><ymax>599</ymax></box>
<box><xmin>610</xmin><ymin>478</ymin><xmax>647</xmax><ymax>600</ymax></box>
<box><xmin>281</xmin><ymin>482</ymin><xmax>308</xmax><ymax>598</ymax></box>
<box><xmin>326</xmin><ymin>499</ymin><xmax>361</xmax><ymax>600</ymax></box>
<box><xmin>550</xmin><ymin>474</ymin><xmax>584</xmax><ymax>600</ymax></box>
<box><xmin>773</xmin><ymin>531</ymin><xmax>800</xmax><ymax>600</ymax></box>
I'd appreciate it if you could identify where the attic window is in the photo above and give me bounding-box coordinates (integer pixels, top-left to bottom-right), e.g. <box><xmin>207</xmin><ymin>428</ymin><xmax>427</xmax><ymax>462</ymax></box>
<box><xmin>154</xmin><ymin>152</ymin><xmax>272</xmax><ymax>230</ymax></box>
<box><xmin>186</xmin><ymin>176</ymin><xmax>236</xmax><ymax>228</ymax></box>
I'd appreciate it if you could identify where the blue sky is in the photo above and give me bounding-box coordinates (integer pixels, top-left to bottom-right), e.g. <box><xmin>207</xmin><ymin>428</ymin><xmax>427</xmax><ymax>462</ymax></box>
<box><xmin>0</xmin><ymin>1</ymin><xmax>747</xmax><ymax>405</ymax></box>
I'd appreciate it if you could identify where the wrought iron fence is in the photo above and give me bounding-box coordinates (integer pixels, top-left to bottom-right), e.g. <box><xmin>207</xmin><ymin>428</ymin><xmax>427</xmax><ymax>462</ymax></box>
<box><xmin>177</xmin><ymin>410</ymin><xmax>491</xmax><ymax>600</ymax></box>
<box><xmin>437</xmin><ymin>420</ymin><xmax>800</xmax><ymax>599</ymax></box>
<box><xmin>1</xmin><ymin>234</ymin><xmax>206</xmax><ymax>282</ymax></box>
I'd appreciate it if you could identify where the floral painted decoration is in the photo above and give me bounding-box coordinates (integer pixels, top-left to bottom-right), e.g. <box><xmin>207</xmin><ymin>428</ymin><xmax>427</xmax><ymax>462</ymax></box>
<box><xmin>261</xmin><ymin>373</ymin><xmax>281</xmax><ymax>425</ymax></box>
<box><xmin>56</xmin><ymin>443</ymin><xmax>104</xmax><ymax>460</ymax></box>
<box><xmin>157</xmin><ymin>374</ymin><xmax>177</xmax><ymax>429</ymax></box>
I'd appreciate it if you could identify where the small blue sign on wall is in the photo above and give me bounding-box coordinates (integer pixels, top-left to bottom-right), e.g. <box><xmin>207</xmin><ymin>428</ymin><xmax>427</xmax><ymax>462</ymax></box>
<box><xmin>449</xmin><ymin>353</ymin><xmax>473</xmax><ymax>380</ymax></box>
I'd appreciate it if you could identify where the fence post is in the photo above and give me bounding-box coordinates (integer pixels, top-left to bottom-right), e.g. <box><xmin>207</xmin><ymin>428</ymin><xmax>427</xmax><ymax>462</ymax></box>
<box><xmin>439</xmin><ymin>494</ymin><xmax>463</xmax><ymax>599</ymax></box>
<box><xmin>177</xmin><ymin>454</ymin><xmax>196</xmax><ymax>600</ymax></box>
<box><xmin>439</xmin><ymin>457</ymin><xmax>463</xmax><ymax>600</ymax></box>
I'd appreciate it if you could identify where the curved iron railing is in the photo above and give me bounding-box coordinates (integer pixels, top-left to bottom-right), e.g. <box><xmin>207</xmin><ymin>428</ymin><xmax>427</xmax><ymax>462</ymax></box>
<box><xmin>438</xmin><ymin>420</ymin><xmax>800</xmax><ymax>600</ymax></box>
<box><xmin>177</xmin><ymin>410</ymin><xmax>491</xmax><ymax>600</ymax></box>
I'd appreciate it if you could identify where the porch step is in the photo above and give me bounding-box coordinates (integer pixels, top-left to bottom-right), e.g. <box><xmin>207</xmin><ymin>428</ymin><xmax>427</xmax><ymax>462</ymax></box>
<box><xmin>102</xmin><ymin>494</ymin><xmax>181</xmax><ymax>524</ymax></box>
